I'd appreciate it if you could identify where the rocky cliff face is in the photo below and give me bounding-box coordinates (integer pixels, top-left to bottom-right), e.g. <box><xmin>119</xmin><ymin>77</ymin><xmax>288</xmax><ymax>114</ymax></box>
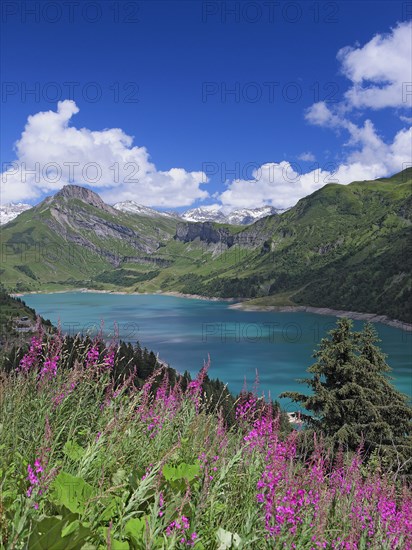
<box><xmin>175</xmin><ymin>222</ymin><xmax>235</xmax><ymax>246</ymax></box>
<box><xmin>175</xmin><ymin>220</ymin><xmax>269</xmax><ymax>249</ymax></box>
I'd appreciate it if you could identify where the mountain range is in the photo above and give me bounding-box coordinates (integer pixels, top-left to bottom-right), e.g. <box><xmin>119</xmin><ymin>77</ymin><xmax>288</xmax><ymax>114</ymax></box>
<box><xmin>112</xmin><ymin>201</ymin><xmax>282</xmax><ymax>225</ymax></box>
<box><xmin>179</xmin><ymin>204</ymin><xmax>282</xmax><ymax>224</ymax></box>
<box><xmin>0</xmin><ymin>200</ymin><xmax>281</xmax><ymax>226</ymax></box>
<box><xmin>1</xmin><ymin>168</ymin><xmax>411</xmax><ymax>322</ymax></box>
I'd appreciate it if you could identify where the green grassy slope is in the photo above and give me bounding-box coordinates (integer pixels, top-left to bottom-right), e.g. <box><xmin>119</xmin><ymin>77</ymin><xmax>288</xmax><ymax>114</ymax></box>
<box><xmin>0</xmin><ymin>170</ymin><xmax>411</xmax><ymax>321</ymax></box>
<box><xmin>0</xmin><ymin>187</ymin><xmax>178</xmax><ymax>292</ymax></box>
<box><xmin>142</xmin><ymin>169</ymin><xmax>412</xmax><ymax>321</ymax></box>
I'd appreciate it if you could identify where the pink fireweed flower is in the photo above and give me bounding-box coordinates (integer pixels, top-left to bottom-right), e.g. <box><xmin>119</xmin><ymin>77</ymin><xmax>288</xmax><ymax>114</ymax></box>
<box><xmin>19</xmin><ymin>333</ymin><xmax>43</xmax><ymax>373</ymax></box>
<box><xmin>86</xmin><ymin>344</ymin><xmax>100</xmax><ymax>368</ymax></box>
<box><xmin>187</xmin><ymin>358</ymin><xmax>210</xmax><ymax>411</ymax></box>
<box><xmin>27</xmin><ymin>465</ymin><xmax>39</xmax><ymax>488</ymax></box>
<box><xmin>165</xmin><ymin>516</ymin><xmax>196</xmax><ymax>546</ymax></box>
<box><xmin>103</xmin><ymin>346</ymin><xmax>116</xmax><ymax>369</ymax></box>
<box><xmin>39</xmin><ymin>329</ymin><xmax>63</xmax><ymax>381</ymax></box>
<box><xmin>158</xmin><ymin>491</ymin><xmax>165</xmax><ymax>517</ymax></box>
<box><xmin>217</xmin><ymin>408</ymin><xmax>226</xmax><ymax>438</ymax></box>
<box><xmin>244</xmin><ymin>414</ymin><xmax>278</xmax><ymax>452</ymax></box>
<box><xmin>40</xmin><ymin>355</ymin><xmax>59</xmax><ymax>379</ymax></box>
<box><xmin>137</xmin><ymin>370</ymin><xmax>183</xmax><ymax>438</ymax></box>
<box><xmin>141</xmin><ymin>464</ymin><xmax>153</xmax><ymax>481</ymax></box>
<box><xmin>26</xmin><ymin>458</ymin><xmax>44</xmax><ymax>498</ymax></box>
<box><xmin>52</xmin><ymin>380</ymin><xmax>77</xmax><ymax>408</ymax></box>
<box><xmin>235</xmin><ymin>390</ymin><xmax>261</xmax><ymax>426</ymax></box>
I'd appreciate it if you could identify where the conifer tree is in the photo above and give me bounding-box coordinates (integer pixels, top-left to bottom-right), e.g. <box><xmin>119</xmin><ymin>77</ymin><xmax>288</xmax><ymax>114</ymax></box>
<box><xmin>281</xmin><ymin>319</ymin><xmax>412</xmax><ymax>473</ymax></box>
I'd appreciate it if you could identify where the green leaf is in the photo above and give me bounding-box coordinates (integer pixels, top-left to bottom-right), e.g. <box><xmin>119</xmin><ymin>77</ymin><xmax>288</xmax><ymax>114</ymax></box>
<box><xmin>216</xmin><ymin>527</ymin><xmax>241</xmax><ymax>549</ymax></box>
<box><xmin>162</xmin><ymin>462</ymin><xmax>200</xmax><ymax>482</ymax></box>
<box><xmin>63</xmin><ymin>441</ymin><xmax>86</xmax><ymax>462</ymax></box>
<box><xmin>52</xmin><ymin>472</ymin><xmax>96</xmax><ymax>514</ymax></box>
<box><xmin>112</xmin><ymin>468</ymin><xmax>127</xmax><ymax>486</ymax></box>
<box><xmin>28</xmin><ymin>516</ymin><xmax>64</xmax><ymax>550</ymax></box>
<box><xmin>124</xmin><ymin>517</ymin><xmax>146</xmax><ymax>545</ymax></box>
<box><xmin>61</xmin><ymin>519</ymin><xmax>90</xmax><ymax>539</ymax></box>
<box><xmin>99</xmin><ymin>527</ymin><xmax>130</xmax><ymax>550</ymax></box>
<box><xmin>99</xmin><ymin>496</ymin><xmax>122</xmax><ymax>522</ymax></box>
<box><xmin>28</xmin><ymin>514</ymin><xmax>91</xmax><ymax>550</ymax></box>
<box><xmin>109</xmin><ymin>541</ymin><xmax>129</xmax><ymax>550</ymax></box>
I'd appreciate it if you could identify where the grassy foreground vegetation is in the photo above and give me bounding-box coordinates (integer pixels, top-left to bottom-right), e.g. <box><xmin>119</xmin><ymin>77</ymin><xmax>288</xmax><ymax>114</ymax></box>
<box><xmin>0</xmin><ymin>320</ymin><xmax>411</xmax><ymax>549</ymax></box>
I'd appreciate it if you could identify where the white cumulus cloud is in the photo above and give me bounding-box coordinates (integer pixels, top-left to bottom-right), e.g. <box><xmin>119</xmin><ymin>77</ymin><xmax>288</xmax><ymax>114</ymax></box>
<box><xmin>2</xmin><ymin>22</ymin><xmax>411</xmax><ymax>212</ymax></box>
<box><xmin>229</xmin><ymin>22</ymin><xmax>412</xmax><ymax>211</ymax></box>
<box><xmin>338</xmin><ymin>21</ymin><xmax>412</xmax><ymax>110</ymax></box>
<box><xmin>0</xmin><ymin>100</ymin><xmax>209</xmax><ymax>206</ymax></box>
<box><xmin>219</xmin><ymin>114</ymin><xmax>411</xmax><ymax>210</ymax></box>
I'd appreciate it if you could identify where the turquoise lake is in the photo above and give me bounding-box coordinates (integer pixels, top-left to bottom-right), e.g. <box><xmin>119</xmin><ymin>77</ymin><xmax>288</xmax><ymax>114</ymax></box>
<box><xmin>21</xmin><ymin>293</ymin><xmax>411</xmax><ymax>409</ymax></box>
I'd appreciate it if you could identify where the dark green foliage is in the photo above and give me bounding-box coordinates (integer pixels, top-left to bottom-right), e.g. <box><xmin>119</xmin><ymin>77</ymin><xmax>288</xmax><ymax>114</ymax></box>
<box><xmin>281</xmin><ymin>319</ymin><xmax>412</xmax><ymax>476</ymax></box>
<box><xmin>94</xmin><ymin>269</ymin><xmax>160</xmax><ymax>286</ymax></box>
<box><xmin>293</xmin><ymin>227</ymin><xmax>412</xmax><ymax>322</ymax></box>
<box><xmin>15</xmin><ymin>264</ymin><xmax>38</xmax><ymax>280</ymax></box>
<box><xmin>180</xmin><ymin>273</ymin><xmax>263</xmax><ymax>298</ymax></box>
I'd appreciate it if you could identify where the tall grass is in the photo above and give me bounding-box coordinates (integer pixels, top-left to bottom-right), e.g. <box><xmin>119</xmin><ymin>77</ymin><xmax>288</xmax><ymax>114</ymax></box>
<box><xmin>0</xmin><ymin>329</ymin><xmax>411</xmax><ymax>549</ymax></box>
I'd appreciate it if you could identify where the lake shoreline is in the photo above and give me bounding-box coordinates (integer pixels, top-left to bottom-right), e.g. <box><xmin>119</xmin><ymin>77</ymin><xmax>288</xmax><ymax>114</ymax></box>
<box><xmin>229</xmin><ymin>303</ymin><xmax>412</xmax><ymax>332</ymax></box>
<box><xmin>12</xmin><ymin>288</ymin><xmax>239</xmax><ymax>303</ymax></box>
<box><xmin>12</xmin><ymin>289</ymin><xmax>412</xmax><ymax>331</ymax></box>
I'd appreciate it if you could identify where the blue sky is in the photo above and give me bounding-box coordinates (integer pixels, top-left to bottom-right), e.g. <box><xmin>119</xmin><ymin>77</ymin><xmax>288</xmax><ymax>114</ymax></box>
<box><xmin>1</xmin><ymin>0</ymin><xmax>411</xmax><ymax>210</ymax></box>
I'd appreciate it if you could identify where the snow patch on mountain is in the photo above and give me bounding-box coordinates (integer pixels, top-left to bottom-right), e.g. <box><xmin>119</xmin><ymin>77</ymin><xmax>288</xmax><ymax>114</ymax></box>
<box><xmin>0</xmin><ymin>203</ymin><xmax>32</xmax><ymax>225</ymax></box>
<box><xmin>182</xmin><ymin>205</ymin><xmax>282</xmax><ymax>225</ymax></box>
<box><xmin>114</xmin><ymin>200</ymin><xmax>282</xmax><ymax>225</ymax></box>
<box><xmin>181</xmin><ymin>205</ymin><xmax>227</xmax><ymax>223</ymax></box>
<box><xmin>113</xmin><ymin>201</ymin><xmax>178</xmax><ymax>218</ymax></box>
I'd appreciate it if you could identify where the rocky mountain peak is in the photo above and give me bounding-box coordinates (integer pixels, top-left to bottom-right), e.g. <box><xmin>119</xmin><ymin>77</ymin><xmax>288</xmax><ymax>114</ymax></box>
<box><xmin>54</xmin><ymin>185</ymin><xmax>114</xmax><ymax>213</ymax></box>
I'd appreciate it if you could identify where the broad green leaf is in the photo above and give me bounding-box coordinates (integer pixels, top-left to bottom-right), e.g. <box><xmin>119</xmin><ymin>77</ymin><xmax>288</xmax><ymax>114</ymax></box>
<box><xmin>162</xmin><ymin>462</ymin><xmax>200</xmax><ymax>482</ymax></box>
<box><xmin>99</xmin><ymin>527</ymin><xmax>130</xmax><ymax>549</ymax></box>
<box><xmin>124</xmin><ymin>517</ymin><xmax>146</xmax><ymax>544</ymax></box>
<box><xmin>61</xmin><ymin>519</ymin><xmax>90</xmax><ymax>540</ymax></box>
<box><xmin>216</xmin><ymin>527</ymin><xmax>242</xmax><ymax>549</ymax></box>
<box><xmin>28</xmin><ymin>516</ymin><xmax>64</xmax><ymax>550</ymax></box>
<box><xmin>28</xmin><ymin>514</ymin><xmax>91</xmax><ymax>550</ymax></box>
<box><xmin>52</xmin><ymin>471</ymin><xmax>96</xmax><ymax>514</ymax></box>
<box><xmin>109</xmin><ymin>541</ymin><xmax>129</xmax><ymax>550</ymax></box>
<box><xmin>63</xmin><ymin>441</ymin><xmax>86</xmax><ymax>462</ymax></box>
